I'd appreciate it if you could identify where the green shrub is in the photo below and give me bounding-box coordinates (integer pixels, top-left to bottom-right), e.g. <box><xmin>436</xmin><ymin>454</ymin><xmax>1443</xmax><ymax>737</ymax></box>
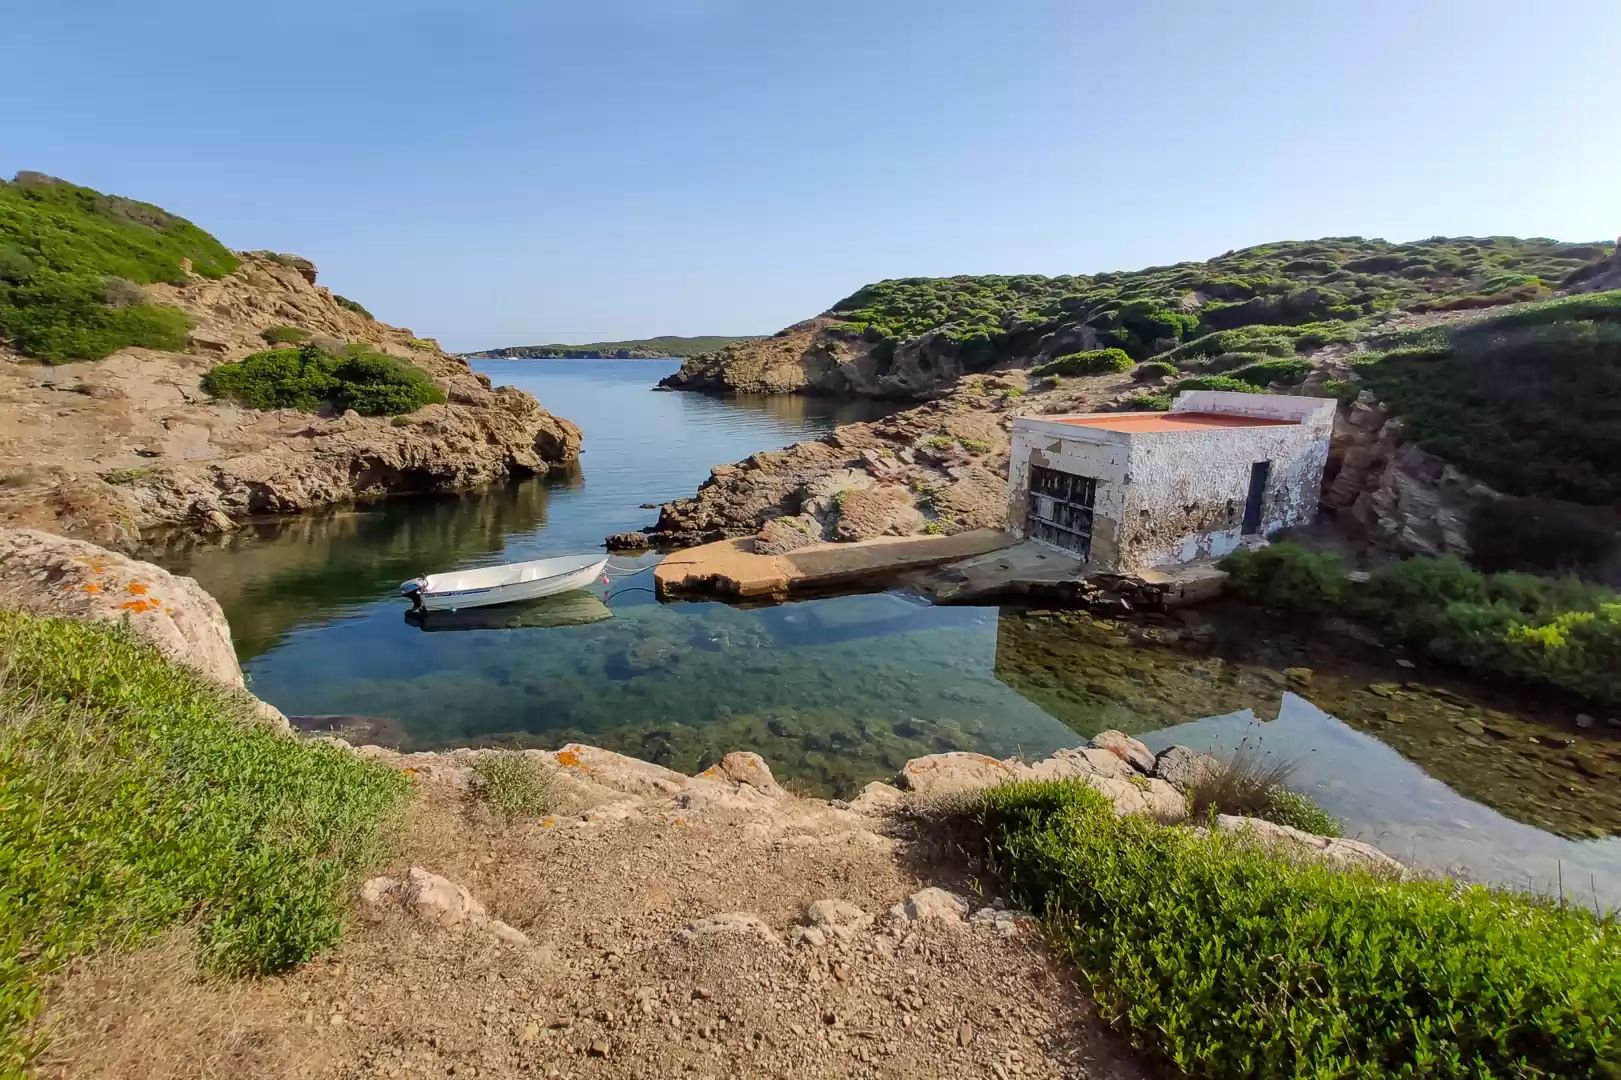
<box><xmin>0</xmin><ymin>174</ymin><xmax>236</xmax><ymax>363</ymax></box>
<box><xmin>1133</xmin><ymin>360</ymin><xmax>1177</xmax><ymax>380</ymax></box>
<box><xmin>1032</xmin><ymin>348</ymin><xmax>1133</xmax><ymax>377</ymax></box>
<box><xmin>1230</xmin><ymin>357</ymin><xmax>1312</xmax><ymax>386</ymax></box>
<box><xmin>965</xmin><ymin>780</ymin><xmax>1621</xmax><ymax>1080</ymax></box>
<box><xmin>0</xmin><ymin>611</ymin><xmax>410</xmax><ymax>1071</ymax></box>
<box><xmin>203</xmin><ymin>344</ymin><xmax>446</xmax><ymax>416</ymax></box>
<box><xmin>1319</xmin><ymin>378</ymin><xmax>1361</xmax><ymax>405</ymax></box>
<box><xmin>921</xmin><ymin>435</ymin><xmax>956</xmax><ymax>450</ymax></box>
<box><xmin>405</xmin><ymin>336</ymin><xmax>438</xmax><ymax>351</ymax></box>
<box><xmin>1125</xmin><ymin>391</ymin><xmax>1171</xmax><ymax>411</ymax></box>
<box><xmin>470</xmin><ymin>753</ymin><xmax>555</xmax><ymax>822</ymax></box>
<box><xmin>959</xmin><ymin>437</ymin><xmax>990</xmax><ymax>453</ymax></box>
<box><xmin>1169</xmin><ymin>374</ymin><xmax>1271</xmax><ymax>396</ymax></box>
<box><xmin>260</xmin><ymin>324</ymin><xmax>312</xmax><ymax>345</ymax></box>
<box><xmin>1219</xmin><ymin>543</ymin><xmax>1348</xmax><ymax>609</ymax></box>
<box><xmin>333</xmin><ymin>294</ymin><xmax>373</xmax><ymax>319</ymax></box>
<box><xmin>1261</xmin><ymin>789</ymin><xmax>1343</xmax><ymax>837</ymax></box>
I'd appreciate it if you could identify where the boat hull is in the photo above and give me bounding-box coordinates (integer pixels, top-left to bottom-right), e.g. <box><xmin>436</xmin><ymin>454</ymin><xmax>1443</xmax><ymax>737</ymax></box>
<box><xmin>413</xmin><ymin>557</ymin><xmax>608</xmax><ymax>611</ymax></box>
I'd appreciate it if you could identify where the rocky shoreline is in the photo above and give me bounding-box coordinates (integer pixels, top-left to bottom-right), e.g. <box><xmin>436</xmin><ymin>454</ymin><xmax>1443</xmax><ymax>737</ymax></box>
<box><xmin>0</xmin><ymin>253</ymin><xmax>581</xmax><ymax>552</ymax></box>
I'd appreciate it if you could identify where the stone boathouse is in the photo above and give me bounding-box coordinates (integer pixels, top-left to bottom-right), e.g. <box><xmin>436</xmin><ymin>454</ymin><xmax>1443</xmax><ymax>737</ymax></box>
<box><xmin>1006</xmin><ymin>391</ymin><xmax>1337</xmax><ymax>573</ymax></box>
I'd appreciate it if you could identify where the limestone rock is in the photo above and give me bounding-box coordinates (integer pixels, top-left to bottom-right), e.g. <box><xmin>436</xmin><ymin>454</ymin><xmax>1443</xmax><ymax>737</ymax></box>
<box><xmin>846</xmin><ymin>780</ymin><xmax>906</xmax><ymax>815</ymax></box>
<box><xmin>603</xmin><ymin>531</ymin><xmax>649</xmax><ymax>551</ymax></box>
<box><xmin>0</xmin><ymin>527</ymin><xmax>288</xmax><ymax>727</ymax></box>
<box><xmin>889</xmin><ymin>887</ymin><xmax>970</xmax><ymax>925</ymax></box>
<box><xmin>1151</xmin><ymin>745</ymin><xmax>1224</xmax><ymax>793</ymax></box>
<box><xmin>897</xmin><ymin>752</ymin><xmax>1028</xmax><ymax>796</ymax></box>
<box><xmin>829</xmin><ymin>484</ymin><xmax>923</xmax><ymax>541</ymax></box>
<box><xmin>551</xmin><ymin>744</ymin><xmax>690</xmax><ymax>797</ymax></box>
<box><xmin>360</xmin><ymin>867</ymin><xmax>530</xmax><ymax>945</ymax></box>
<box><xmin>1089</xmin><ymin>775</ymin><xmax>1187</xmax><ymax>820</ymax></box>
<box><xmin>1025</xmin><ymin>745</ymin><xmax>1136</xmax><ymax>783</ymax></box>
<box><xmin>803</xmin><ymin>899</ymin><xmax>873</xmax><ymax>941</ymax></box>
<box><xmin>1213</xmin><ymin>815</ymin><xmax>1404</xmax><ymax>875</ymax></box>
<box><xmin>1089</xmin><ymin>730</ymin><xmax>1156</xmax><ymax>775</ymax></box>
<box><xmin>754</xmin><ymin>515</ymin><xmax>822</xmax><ymax>555</ymax></box>
<box><xmin>673</xmin><ymin>913</ymin><xmax>782</xmax><ymax>947</ymax></box>
<box><xmin>696</xmin><ymin>751</ymin><xmax>787</xmax><ymax>797</ymax></box>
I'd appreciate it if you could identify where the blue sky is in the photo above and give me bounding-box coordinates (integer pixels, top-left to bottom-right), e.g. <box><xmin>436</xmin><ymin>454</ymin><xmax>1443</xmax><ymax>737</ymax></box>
<box><xmin>7</xmin><ymin>1</ymin><xmax>1618</xmax><ymax>351</ymax></box>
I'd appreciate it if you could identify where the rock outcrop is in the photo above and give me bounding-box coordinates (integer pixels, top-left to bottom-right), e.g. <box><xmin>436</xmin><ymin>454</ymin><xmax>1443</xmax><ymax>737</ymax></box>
<box><xmin>0</xmin><ymin>525</ymin><xmax>288</xmax><ymax>727</ymax></box>
<box><xmin>650</xmin><ymin>369</ymin><xmax>1133</xmax><ymax>548</ymax></box>
<box><xmin>1321</xmin><ymin>391</ymin><xmax>1504</xmax><ymax>559</ymax></box>
<box><xmin>658</xmin><ymin>319</ymin><xmax>989</xmax><ymax>401</ymax></box>
<box><xmin>0</xmin><ymin>252</ymin><xmax>581</xmax><ymax>549</ymax></box>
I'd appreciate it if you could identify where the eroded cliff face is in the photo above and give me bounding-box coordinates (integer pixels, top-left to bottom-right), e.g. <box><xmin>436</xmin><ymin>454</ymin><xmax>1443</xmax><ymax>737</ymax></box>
<box><xmin>0</xmin><ymin>254</ymin><xmax>582</xmax><ymax>549</ymax></box>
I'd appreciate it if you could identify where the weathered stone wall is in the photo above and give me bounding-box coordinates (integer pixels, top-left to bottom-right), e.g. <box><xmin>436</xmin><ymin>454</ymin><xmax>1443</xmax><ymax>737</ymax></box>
<box><xmin>1007</xmin><ymin>394</ymin><xmax>1335</xmax><ymax>573</ymax></box>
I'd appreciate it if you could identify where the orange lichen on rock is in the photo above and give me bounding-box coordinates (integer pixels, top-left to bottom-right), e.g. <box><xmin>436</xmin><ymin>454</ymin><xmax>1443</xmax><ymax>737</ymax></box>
<box><xmin>126</xmin><ymin>582</ymin><xmax>149</xmax><ymax>595</ymax></box>
<box><xmin>81</xmin><ymin>582</ymin><xmax>102</xmax><ymax>593</ymax></box>
<box><xmin>118</xmin><ymin>599</ymin><xmax>158</xmax><ymax>614</ymax></box>
<box><xmin>554</xmin><ymin>749</ymin><xmax>581</xmax><ymax>768</ymax></box>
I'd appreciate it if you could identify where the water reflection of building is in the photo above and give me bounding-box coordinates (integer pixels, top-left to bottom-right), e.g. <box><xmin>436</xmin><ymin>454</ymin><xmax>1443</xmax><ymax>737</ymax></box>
<box><xmin>992</xmin><ymin>607</ymin><xmax>1284</xmax><ymax>740</ymax></box>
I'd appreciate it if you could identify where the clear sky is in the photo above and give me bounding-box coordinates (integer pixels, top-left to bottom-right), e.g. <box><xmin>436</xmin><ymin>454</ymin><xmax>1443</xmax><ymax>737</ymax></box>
<box><xmin>7</xmin><ymin>1</ymin><xmax>1618</xmax><ymax>351</ymax></box>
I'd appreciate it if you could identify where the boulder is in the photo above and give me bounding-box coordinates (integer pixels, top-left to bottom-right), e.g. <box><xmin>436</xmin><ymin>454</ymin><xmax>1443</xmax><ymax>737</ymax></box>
<box><xmin>0</xmin><ymin>527</ymin><xmax>287</xmax><ymax>727</ymax></box>
<box><xmin>1089</xmin><ymin>730</ymin><xmax>1156</xmax><ymax>775</ymax></box>
<box><xmin>1213</xmin><ymin>815</ymin><xmax>1404</xmax><ymax>876</ymax></box>
<box><xmin>1025</xmin><ymin>745</ymin><xmax>1136</xmax><ymax>783</ymax></box>
<box><xmin>604</xmin><ymin>531</ymin><xmax>649</xmax><ymax>551</ymax></box>
<box><xmin>359</xmin><ymin>867</ymin><xmax>530</xmax><ymax>945</ymax></box>
<box><xmin>1151</xmin><ymin>745</ymin><xmax>1224</xmax><ymax>793</ymax></box>
<box><xmin>897</xmin><ymin>752</ymin><xmax>1028</xmax><ymax>796</ymax></box>
<box><xmin>697</xmin><ymin>750</ymin><xmax>788</xmax><ymax>797</ymax></box>
<box><xmin>889</xmin><ymin>887</ymin><xmax>970</xmax><ymax>925</ymax></box>
<box><xmin>550</xmin><ymin>743</ymin><xmax>689</xmax><ymax>797</ymax></box>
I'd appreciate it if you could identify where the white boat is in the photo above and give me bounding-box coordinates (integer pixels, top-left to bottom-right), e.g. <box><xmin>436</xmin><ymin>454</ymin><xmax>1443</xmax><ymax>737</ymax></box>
<box><xmin>400</xmin><ymin>553</ymin><xmax>608</xmax><ymax>612</ymax></box>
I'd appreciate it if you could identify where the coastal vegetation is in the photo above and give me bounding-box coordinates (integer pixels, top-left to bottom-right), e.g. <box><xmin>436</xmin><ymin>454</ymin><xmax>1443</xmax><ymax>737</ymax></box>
<box><xmin>1031</xmin><ymin>347</ymin><xmax>1133</xmax><ymax>377</ymax></box>
<box><xmin>1220</xmin><ymin>544</ymin><xmax>1621</xmax><ymax>706</ymax></box>
<box><xmin>0</xmin><ymin>611</ymin><xmax>410</xmax><ymax>1070</ymax></box>
<box><xmin>960</xmin><ymin>779</ymin><xmax>1621</xmax><ymax>1079</ymax></box>
<box><xmin>0</xmin><ymin>172</ymin><xmax>236</xmax><ymax>363</ymax></box>
<box><xmin>470</xmin><ymin>335</ymin><xmax>754</xmax><ymax>360</ymax></box>
<box><xmin>823</xmin><ymin>237</ymin><xmax>1609</xmax><ymax>377</ymax></box>
<box><xmin>1354</xmin><ymin>290</ymin><xmax>1621</xmax><ymax>506</ymax></box>
<box><xmin>203</xmin><ymin>342</ymin><xmax>447</xmax><ymax>416</ymax></box>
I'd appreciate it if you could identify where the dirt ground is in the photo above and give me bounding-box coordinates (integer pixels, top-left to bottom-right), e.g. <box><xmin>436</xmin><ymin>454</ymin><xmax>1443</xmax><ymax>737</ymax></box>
<box><xmin>31</xmin><ymin>754</ymin><xmax>1148</xmax><ymax>1080</ymax></box>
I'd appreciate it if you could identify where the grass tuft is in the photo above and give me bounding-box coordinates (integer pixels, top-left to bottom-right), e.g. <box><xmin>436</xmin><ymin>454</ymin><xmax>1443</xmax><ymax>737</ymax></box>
<box><xmin>469</xmin><ymin>752</ymin><xmax>556</xmax><ymax>822</ymax></box>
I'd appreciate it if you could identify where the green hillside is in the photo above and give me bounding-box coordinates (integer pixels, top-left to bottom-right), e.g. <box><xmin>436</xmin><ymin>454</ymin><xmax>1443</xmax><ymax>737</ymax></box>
<box><xmin>467</xmin><ymin>334</ymin><xmax>756</xmax><ymax>359</ymax></box>
<box><xmin>826</xmin><ymin>236</ymin><xmax>1611</xmax><ymax>372</ymax></box>
<box><xmin>0</xmin><ymin>172</ymin><xmax>237</xmax><ymax>363</ymax></box>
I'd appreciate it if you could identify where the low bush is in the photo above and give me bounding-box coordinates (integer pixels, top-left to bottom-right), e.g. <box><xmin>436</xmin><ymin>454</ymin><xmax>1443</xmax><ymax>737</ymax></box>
<box><xmin>470</xmin><ymin>752</ymin><xmax>555</xmax><ymax>822</ymax></box>
<box><xmin>404</xmin><ymin>336</ymin><xmax>439</xmax><ymax>351</ymax></box>
<box><xmin>333</xmin><ymin>294</ymin><xmax>373</xmax><ymax>319</ymax></box>
<box><xmin>1125</xmin><ymin>391</ymin><xmax>1171</xmax><ymax>411</ymax></box>
<box><xmin>1180</xmin><ymin>742</ymin><xmax>1340</xmax><ymax>836</ymax></box>
<box><xmin>0</xmin><ymin>271</ymin><xmax>190</xmax><ymax>362</ymax></box>
<box><xmin>965</xmin><ymin>780</ymin><xmax>1621</xmax><ymax>1079</ymax></box>
<box><xmin>1230</xmin><ymin>356</ymin><xmax>1312</xmax><ymax>386</ymax></box>
<box><xmin>1169</xmin><ymin>374</ymin><xmax>1271</xmax><ymax>397</ymax></box>
<box><xmin>1133</xmin><ymin>360</ymin><xmax>1177</xmax><ymax>380</ymax></box>
<box><xmin>1032</xmin><ymin>348</ymin><xmax>1133</xmax><ymax>377</ymax></box>
<box><xmin>1219</xmin><ymin>543</ymin><xmax>1347</xmax><ymax>610</ymax></box>
<box><xmin>959</xmin><ymin>437</ymin><xmax>990</xmax><ymax>453</ymax></box>
<box><xmin>0</xmin><ymin>612</ymin><xmax>410</xmax><ymax>1071</ymax></box>
<box><xmin>260</xmin><ymin>324</ymin><xmax>312</xmax><ymax>345</ymax></box>
<box><xmin>203</xmin><ymin>343</ymin><xmax>446</xmax><ymax>416</ymax></box>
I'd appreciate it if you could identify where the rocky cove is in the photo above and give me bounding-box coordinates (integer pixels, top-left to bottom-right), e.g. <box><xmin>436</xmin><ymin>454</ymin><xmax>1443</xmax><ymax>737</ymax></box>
<box><xmin>41</xmin><ymin>359</ymin><xmax>1596</xmax><ymax>914</ymax></box>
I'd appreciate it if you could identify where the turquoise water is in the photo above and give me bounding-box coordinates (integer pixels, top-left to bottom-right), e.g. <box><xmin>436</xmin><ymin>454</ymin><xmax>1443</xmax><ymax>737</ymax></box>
<box><xmin>148</xmin><ymin>359</ymin><xmax>1621</xmax><ymax>905</ymax></box>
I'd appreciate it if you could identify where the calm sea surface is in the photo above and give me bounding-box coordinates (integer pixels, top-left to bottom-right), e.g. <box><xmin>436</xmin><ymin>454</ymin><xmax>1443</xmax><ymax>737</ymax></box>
<box><xmin>150</xmin><ymin>359</ymin><xmax>1621</xmax><ymax>906</ymax></box>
